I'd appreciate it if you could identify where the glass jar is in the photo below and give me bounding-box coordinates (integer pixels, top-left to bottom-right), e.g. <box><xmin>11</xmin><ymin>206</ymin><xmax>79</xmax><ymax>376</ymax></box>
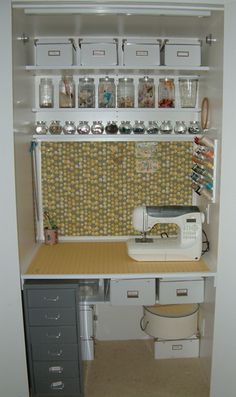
<box><xmin>91</xmin><ymin>121</ymin><xmax>104</xmax><ymax>135</ymax></box>
<box><xmin>188</xmin><ymin>121</ymin><xmax>202</xmax><ymax>134</ymax></box>
<box><xmin>49</xmin><ymin>120</ymin><xmax>62</xmax><ymax>135</ymax></box>
<box><xmin>118</xmin><ymin>121</ymin><xmax>132</xmax><ymax>134</ymax></box>
<box><xmin>34</xmin><ymin>121</ymin><xmax>48</xmax><ymax>135</ymax></box>
<box><xmin>98</xmin><ymin>76</ymin><xmax>116</xmax><ymax>108</ymax></box>
<box><xmin>63</xmin><ymin>121</ymin><xmax>76</xmax><ymax>135</ymax></box>
<box><xmin>77</xmin><ymin>121</ymin><xmax>90</xmax><ymax>135</ymax></box>
<box><xmin>138</xmin><ymin>76</ymin><xmax>155</xmax><ymax>108</ymax></box>
<box><xmin>39</xmin><ymin>78</ymin><xmax>54</xmax><ymax>108</ymax></box>
<box><xmin>146</xmin><ymin>121</ymin><xmax>159</xmax><ymax>134</ymax></box>
<box><xmin>105</xmin><ymin>121</ymin><xmax>118</xmax><ymax>134</ymax></box>
<box><xmin>179</xmin><ymin>78</ymin><xmax>198</xmax><ymax>108</ymax></box>
<box><xmin>117</xmin><ymin>78</ymin><xmax>134</xmax><ymax>108</ymax></box>
<box><xmin>158</xmin><ymin>78</ymin><xmax>175</xmax><ymax>108</ymax></box>
<box><xmin>78</xmin><ymin>77</ymin><xmax>95</xmax><ymax>108</ymax></box>
<box><xmin>174</xmin><ymin>121</ymin><xmax>187</xmax><ymax>134</ymax></box>
<box><xmin>59</xmin><ymin>76</ymin><xmax>75</xmax><ymax>108</ymax></box>
<box><xmin>133</xmin><ymin>120</ymin><xmax>146</xmax><ymax>134</ymax></box>
<box><xmin>160</xmin><ymin>120</ymin><xmax>173</xmax><ymax>134</ymax></box>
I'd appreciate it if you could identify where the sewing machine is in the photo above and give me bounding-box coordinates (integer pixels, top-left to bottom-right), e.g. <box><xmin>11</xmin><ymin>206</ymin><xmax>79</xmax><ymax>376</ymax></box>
<box><xmin>127</xmin><ymin>205</ymin><xmax>204</xmax><ymax>261</ymax></box>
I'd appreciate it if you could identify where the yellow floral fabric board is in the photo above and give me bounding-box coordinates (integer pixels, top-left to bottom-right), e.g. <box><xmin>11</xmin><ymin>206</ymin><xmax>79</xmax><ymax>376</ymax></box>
<box><xmin>41</xmin><ymin>141</ymin><xmax>193</xmax><ymax>236</ymax></box>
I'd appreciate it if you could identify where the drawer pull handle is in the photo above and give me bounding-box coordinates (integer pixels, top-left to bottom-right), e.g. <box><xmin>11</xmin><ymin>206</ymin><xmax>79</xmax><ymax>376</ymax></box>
<box><xmin>48</xmin><ymin>349</ymin><xmax>63</xmax><ymax>357</ymax></box>
<box><xmin>50</xmin><ymin>381</ymin><xmax>65</xmax><ymax>390</ymax></box>
<box><xmin>45</xmin><ymin>313</ymin><xmax>61</xmax><ymax>321</ymax></box>
<box><xmin>127</xmin><ymin>290</ymin><xmax>139</xmax><ymax>298</ymax></box>
<box><xmin>176</xmin><ymin>288</ymin><xmax>188</xmax><ymax>297</ymax></box>
<box><xmin>49</xmin><ymin>366</ymin><xmax>64</xmax><ymax>374</ymax></box>
<box><xmin>43</xmin><ymin>295</ymin><xmax>59</xmax><ymax>302</ymax></box>
<box><xmin>46</xmin><ymin>331</ymin><xmax>61</xmax><ymax>339</ymax></box>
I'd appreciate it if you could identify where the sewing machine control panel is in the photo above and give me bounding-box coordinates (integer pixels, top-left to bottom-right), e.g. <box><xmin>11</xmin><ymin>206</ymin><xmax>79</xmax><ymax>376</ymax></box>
<box><xmin>183</xmin><ymin>219</ymin><xmax>199</xmax><ymax>240</ymax></box>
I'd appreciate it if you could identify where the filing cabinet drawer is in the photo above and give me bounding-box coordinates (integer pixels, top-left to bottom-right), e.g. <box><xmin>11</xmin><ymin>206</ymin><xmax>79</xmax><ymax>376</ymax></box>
<box><xmin>35</xmin><ymin>377</ymin><xmax>80</xmax><ymax>395</ymax></box>
<box><xmin>159</xmin><ymin>278</ymin><xmax>204</xmax><ymax>304</ymax></box>
<box><xmin>28</xmin><ymin>308</ymin><xmax>76</xmax><ymax>326</ymax></box>
<box><xmin>32</xmin><ymin>343</ymin><xmax>79</xmax><ymax>361</ymax></box>
<box><xmin>33</xmin><ymin>360</ymin><xmax>79</xmax><ymax>378</ymax></box>
<box><xmin>27</xmin><ymin>289</ymin><xmax>75</xmax><ymax>308</ymax></box>
<box><xmin>30</xmin><ymin>326</ymin><xmax>77</xmax><ymax>344</ymax></box>
<box><xmin>110</xmin><ymin>278</ymin><xmax>156</xmax><ymax>306</ymax></box>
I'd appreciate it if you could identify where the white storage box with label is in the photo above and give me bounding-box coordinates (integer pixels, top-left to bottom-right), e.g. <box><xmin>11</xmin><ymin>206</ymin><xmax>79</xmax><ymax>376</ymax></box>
<box><xmin>164</xmin><ymin>38</ymin><xmax>201</xmax><ymax>66</ymax></box>
<box><xmin>141</xmin><ymin>303</ymin><xmax>199</xmax><ymax>339</ymax></box>
<box><xmin>110</xmin><ymin>278</ymin><xmax>156</xmax><ymax>306</ymax></box>
<box><xmin>154</xmin><ymin>336</ymin><xmax>199</xmax><ymax>359</ymax></box>
<box><xmin>122</xmin><ymin>39</ymin><xmax>161</xmax><ymax>66</ymax></box>
<box><xmin>159</xmin><ymin>278</ymin><xmax>204</xmax><ymax>304</ymax></box>
<box><xmin>79</xmin><ymin>38</ymin><xmax>118</xmax><ymax>66</ymax></box>
<box><xmin>34</xmin><ymin>38</ymin><xmax>76</xmax><ymax>66</ymax></box>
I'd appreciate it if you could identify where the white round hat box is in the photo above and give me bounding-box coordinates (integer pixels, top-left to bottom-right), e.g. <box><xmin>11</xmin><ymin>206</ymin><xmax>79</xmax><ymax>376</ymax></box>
<box><xmin>141</xmin><ymin>303</ymin><xmax>199</xmax><ymax>339</ymax></box>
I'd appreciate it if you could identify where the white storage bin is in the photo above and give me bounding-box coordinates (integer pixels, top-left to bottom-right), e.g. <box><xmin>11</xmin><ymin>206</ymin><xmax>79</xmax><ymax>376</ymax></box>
<box><xmin>34</xmin><ymin>38</ymin><xmax>76</xmax><ymax>66</ymax></box>
<box><xmin>122</xmin><ymin>39</ymin><xmax>160</xmax><ymax>66</ymax></box>
<box><xmin>79</xmin><ymin>38</ymin><xmax>118</xmax><ymax>66</ymax></box>
<box><xmin>154</xmin><ymin>336</ymin><xmax>199</xmax><ymax>359</ymax></box>
<box><xmin>159</xmin><ymin>278</ymin><xmax>204</xmax><ymax>304</ymax></box>
<box><xmin>164</xmin><ymin>38</ymin><xmax>201</xmax><ymax>66</ymax></box>
<box><xmin>110</xmin><ymin>278</ymin><xmax>156</xmax><ymax>306</ymax></box>
<box><xmin>141</xmin><ymin>303</ymin><xmax>199</xmax><ymax>339</ymax></box>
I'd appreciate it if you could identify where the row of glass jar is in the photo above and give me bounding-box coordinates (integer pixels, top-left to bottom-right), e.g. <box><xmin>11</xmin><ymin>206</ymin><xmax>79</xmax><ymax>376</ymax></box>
<box><xmin>39</xmin><ymin>76</ymin><xmax>198</xmax><ymax>109</ymax></box>
<box><xmin>35</xmin><ymin>120</ymin><xmax>202</xmax><ymax>135</ymax></box>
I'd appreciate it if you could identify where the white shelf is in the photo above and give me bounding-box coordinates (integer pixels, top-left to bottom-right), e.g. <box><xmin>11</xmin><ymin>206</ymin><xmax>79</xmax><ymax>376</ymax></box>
<box><xmin>33</xmin><ymin>133</ymin><xmax>196</xmax><ymax>142</ymax></box>
<box><xmin>32</xmin><ymin>107</ymin><xmax>201</xmax><ymax>113</ymax></box>
<box><xmin>26</xmin><ymin>65</ymin><xmax>209</xmax><ymax>76</ymax></box>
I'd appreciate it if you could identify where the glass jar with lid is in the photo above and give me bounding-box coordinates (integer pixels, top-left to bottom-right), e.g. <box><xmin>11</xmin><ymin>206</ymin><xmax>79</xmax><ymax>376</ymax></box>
<box><xmin>160</xmin><ymin>120</ymin><xmax>173</xmax><ymax>134</ymax></box>
<box><xmin>133</xmin><ymin>120</ymin><xmax>146</xmax><ymax>134</ymax></box>
<box><xmin>118</xmin><ymin>121</ymin><xmax>132</xmax><ymax>134</ymax></box>
<box><xmin>91</xmin><ymin>121</ymin><xmax>104</xmax><ymax>135</ymax></box>
<box><xmin>146</xmin><ymin>121</ymin><xmax>159</xmax><ymax>134</ymax></box>
<box><xmin>63</xmin><ymin>121</ymin><xmax>76</xmax><ymax>135</ymax></box>
<box><xmin>34</xmin><ymin>121</ymin><xmax>48</xmax><ymax>135</ymax></box>
<box><xmin>59</xmin><ymin>76</ymin><xmax>75</xmax><ymax>108</ymax></box>
<box><xmin>138</xmin><ymin>76</ymin><xmax>155</xmax><ymax>108</ymax></box>
<box><xmin>188</xmin><ymin>121</ymin><xmax>202</xmax><ymax>134</ymax></box>
<box><xmin>105</xmin><ymin>121</ymin><xmax>118</xmax><ymax>134</ymax></box>
<box><xmin>158</xmin><ymin>78</ymin><xmax>175</xmax><ymax>108</ymax></box>
<box><xmin>98</xmin><ymin>76</ymin><xmax>116</xmax><ymax>108</ymax></box>
<box><xmin>49</xmin><ymin>120</ymin><xmax>62</xmax><ymax>135</ymax></box>
<box><xmin>117</xmin><ymin>78</ymin><xmax>134</xmax><ymax>108</ymax></box>
<box><xmin>174</xmin><ymin>121</ymin><xmax>187</xmax><ymax>134</ymax></box>
<box><xmin>179</xmin><ymin>78</ymin><xmax>198</xmax><ymax>108</ymax></box>
<box><xmin>39</xmin><ymin>78</ymin><xmax>54</xmax><ymax>108</ymax></box>
<box><xmin>78</xmin><ymin>77</ymin><xmax>95</xmax><ymax>108</ymax></box>
<box><xmin>77</xmin><ymin>121</ymin><xmax>90</xmax><ymax>135</ymax></box>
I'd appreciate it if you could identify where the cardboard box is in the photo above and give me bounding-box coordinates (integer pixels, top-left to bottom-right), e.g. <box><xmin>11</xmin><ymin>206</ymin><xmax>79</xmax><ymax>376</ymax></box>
<box><xmin>79</xmin><ymin>38</ymin><xmax>118</xmax><ymax>66</ymax></box>
<box><xmin>35</xmin><ymin>38</ymin><xmax>76</xmax><ymax>66</ymax></box>
<box><xmin>154</xmin><ymin>336</ymin><xmax>199</xmax><ymax>359</ymax></box>
<box><xmin>123</xmin><ymin>39</ymin><xmax>161</xmax><ymax>66</ymax></box>
<box><xmin>164</xmin><ymin>38</ymin><xmax>201</xmax><ymax>66</ymax></box>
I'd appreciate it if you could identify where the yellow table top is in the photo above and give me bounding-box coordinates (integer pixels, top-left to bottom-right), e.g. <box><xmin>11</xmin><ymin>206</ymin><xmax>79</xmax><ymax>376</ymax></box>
<box><xmin>25</xmin><ymin>241</ymin><xmax>211</xmax><ymax>277</ymax></box>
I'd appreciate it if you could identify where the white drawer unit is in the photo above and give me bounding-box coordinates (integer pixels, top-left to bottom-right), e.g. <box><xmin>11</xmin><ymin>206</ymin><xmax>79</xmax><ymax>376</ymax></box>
<box><xmin>159</xmin><ymin>278</ymin><xmax>204</xmax><ymax>304</ymax></box>
<box><xmin>78</xmin><ymin>38</ymin><xmax>118</xmax><ymax>66</ymax></box>
<box><xmin>122</xmin><ymin>39</ymin><xmax>161</xmax><ymax>66</ymax></box>
<box><xmin>110</xmin><ymin>278</ymin><xmax>156</xmax><ymax>306</ymax></box>
<box><xmin>154</xmin><ymin>336</ymin><xmax>199</xmax><ymax>359</ymax></box>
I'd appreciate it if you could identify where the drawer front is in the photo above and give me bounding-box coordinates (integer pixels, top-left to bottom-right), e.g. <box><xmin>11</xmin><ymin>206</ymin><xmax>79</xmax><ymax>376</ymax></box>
<box><xmin>110</xmin><ymin>278</ymin><xmax>156</xmax><ymax>306</ymax></box>
<box><xmin>32</xmin><ymin>343</ymin><xmax>78</xmax><ymax>361</ymax></box>
<box><xmin>33</xmin><ymin>360</ymin><xmax>79</xmax><ymax>378</ymax></box>
<box><xmin>27</xmin><ymin>289</ymin><xmax>75</xmax><ymax>308</ymax></box>
<box><xmin>35</xmin><ymin>377</ymin><xmax>80</xmax><ymax>395</ymax></box>
<box><xmin>159</xmin><ymin>278</ymin><xmax>204</xmax><ymax>304</ymax></box>
<box><xmin>28</xmin><ymin>308</ymin><xmax>76</xmax><ymax>326</ymax></box>
<box><xmin>30</xmin><ymin>326</ymin><xmax>77</xmax><ymax>344</ymax></box>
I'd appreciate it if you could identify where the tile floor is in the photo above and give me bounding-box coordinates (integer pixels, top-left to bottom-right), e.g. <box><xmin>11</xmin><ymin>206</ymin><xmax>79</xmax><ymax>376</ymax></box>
<box><xmin>83</xmin><ymin>340</ymin><xmax>210</xmax><ymax>397</ymax></box>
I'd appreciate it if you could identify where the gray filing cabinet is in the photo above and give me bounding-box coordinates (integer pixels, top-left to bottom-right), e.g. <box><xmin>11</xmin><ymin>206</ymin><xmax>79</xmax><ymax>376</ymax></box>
<box><xmin>23</xmin><ymin>281</ymin><xmax>83</xmax><ymax>397</ymax></box>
